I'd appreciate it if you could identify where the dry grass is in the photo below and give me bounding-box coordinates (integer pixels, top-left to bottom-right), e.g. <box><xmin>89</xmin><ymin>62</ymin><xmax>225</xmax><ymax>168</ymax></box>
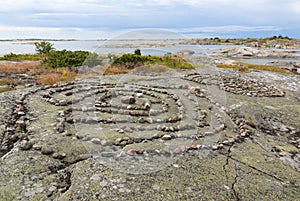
<box><xmin>37</xmin><ymin>73</ymin><xmax>61</xmax><ymax>85</ymax></box>
<box><xmin>0</xmin><ymin>78</ymin><xmax>25</xmax><ymax>85</ymax></box>
<box><xmin>0</xmin><ymin>87</ymin><xmax>13</xmax><ymax>93</ymax></box>
<box><xmin>36</xmin><ymin>69</ymin><xmax>77</xmax><ymax>85</ymax></box>
<box><xmin>104</xmin><ymin>64</ymin><xmax>171</xmax><ymax>75</ymax></box>
<box><xmin>217</xmin><ymin>62</ymin><xmax>294</xmax><ymax>74</ymax></box>
<box><xmin>59</xmin><ymin>69</ymin><xmax>77</xmax><ymax>82</ymax></box>
<box><xmin>104</xmin><ymin>66</ymin><xmax>132</xmax><ymax>75</ymax></box>
<box><xmin>0</xmin><ymin>61</ymin><xmax>78</xmax><ymax>86</ymax></box>
<box><xmin>0</xmin><ymin>61</ymin><xmax>40</xmax><ymax>74</ymax></box>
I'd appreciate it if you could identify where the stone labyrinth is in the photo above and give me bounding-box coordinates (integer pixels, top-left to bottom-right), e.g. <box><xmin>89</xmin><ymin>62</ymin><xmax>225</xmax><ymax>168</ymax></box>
<box><xmin>2</xmin><ymin>68</ymin><xmax>290</xmax><ymax>175</ymax></box>
<box><xmin>54</xmin><ymin>71</ymin><xmax>216</xmax><ymax>173</ymax></box>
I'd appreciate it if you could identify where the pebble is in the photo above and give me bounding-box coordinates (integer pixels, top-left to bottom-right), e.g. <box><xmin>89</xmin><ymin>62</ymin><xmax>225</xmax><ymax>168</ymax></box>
<box><xmin>173</xmin><ymin>164</ymin><xmax>179</xmax><ymax>168</ymax></box>
<box><xmin>15</xmin><ymin>105</ymin><xmax>24</xmax><ymax>112</ymax></box>
<box><xmin>52</xmin><ymin>152</ymin><xmax>66</xmax><ymax>160</ymax></box>
<box><xmin>136</xmin><ymin>93</ymin><xmax>143</xmax><ymax>98</ymax></box>
<box><xmin>32</xmin><ymin>144</ymin><xmax>42</xmax><ymax>150</ymax></box>
<box><xmin>136</xmin><ymin>149</ymin><xmax>145</xmax><ymax>155</ymax></box>
<box><xmin>162</xmin><ymin>135</ymin><xmax>172</xmax><ymax>140</ymax></box>
<box><xmin>217</xmin><ymin>144</ymin><xmax>224</xmax><ymax>149</ymax></box>
<box><xmin>16</xmin><ymin>120</ymin><xmax>26</xmax><ymax>129</ymax></box>
<box><xmin>127</xmin><ymin>149</ymin><xmax>136</xmax><ymax>156</ymax></box>
<box><xmin>91</xmin><ymin>138</ymin><xmax>102</xmax><ymax>144</ymax></box>
<box><xmin>123</xmin><ymin>126</ymin><xmax>133</xmax><ymax>133</ymax></box>
<box><xmin>212</xmin><ymin>145</ymin><xmax>219</xmax><ymax>150</ymax></box>
<box><xmin>228</xmin><ymin>137</ymin><xmax>235</xmax><ymax>143</ymax></box>
<box><xmin>190</xmin><ymin>86</ymin><xmax>201</xmax><ymax>94</ymax></box>
<box><xmin>17</xmin><ymin>112</ymin><xmax>26</xmax><ymax>116</ymax></box>
<box><xmin>59</xmin><ymin>100</ymin><xmax>67</xmax><ymax>106</ymax></box>
<box><xmin>189</xmin><ymin>144</ymin><xmax>198</xmax><ymax>150</ymax></box>
<box><xmin>121</xmin><ymin>96</ymin><xmax>136</xmax><ymax>104</ymax></box>
<box><xmin>179</xmin><ymin>84</ymin><xmax>189</xmax><ymax>89</ymax></box>
<box><xmin>41</xmin><ymin>146</ymin><xmax>54</xmax><ymax>155</ymax></box>
<box><xmin>19</xmin><ymin>140</ymin><xmax>33</xmax><ymax>150</ymax></box>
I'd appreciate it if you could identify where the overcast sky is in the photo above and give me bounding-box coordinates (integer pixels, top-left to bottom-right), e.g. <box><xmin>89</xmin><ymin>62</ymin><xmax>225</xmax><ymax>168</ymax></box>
<box><xmin>0</xmin><ymin>0</ymin><xmax>299</xmax><ymax>39</ymax></box>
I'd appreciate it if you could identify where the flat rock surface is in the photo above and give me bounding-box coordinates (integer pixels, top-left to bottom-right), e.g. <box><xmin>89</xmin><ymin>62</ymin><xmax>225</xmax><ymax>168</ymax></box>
<box><xmin>0</xmin><ymin>67</ymin><xmax>299</xmax><ymax>201</ymax></box>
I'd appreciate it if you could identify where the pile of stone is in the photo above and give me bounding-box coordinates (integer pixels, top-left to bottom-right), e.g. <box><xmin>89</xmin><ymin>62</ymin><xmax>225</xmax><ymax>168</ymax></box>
<box><xmin>184</xmin><ymin>73</ymin><xmax>285</xmax><ymax>97</ymax></box>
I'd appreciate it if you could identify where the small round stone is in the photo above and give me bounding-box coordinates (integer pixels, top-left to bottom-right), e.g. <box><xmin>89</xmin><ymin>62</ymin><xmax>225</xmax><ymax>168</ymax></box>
<box><xmin>52</xmin><ymin>152</ymin><xmax>66</xmax><ymax>160</ymax></box>
<box><xmin>41</xmin><ymin>146</ymin><xmax>54</xmax><ymax>155</ymax></box>
<box><xmin>19</xmin><ymin>140</ymin><xmax>33</xmax><ymax>150</ymax></box>
<box><xmin>162</xmin><ymin>135</ymin><xmax>172</xmax><ymax>140</ymax></box>
<box><xmin>127</xmin><ymin>149</ymin><xmax>136</xmax><ymax>156</ymax></box>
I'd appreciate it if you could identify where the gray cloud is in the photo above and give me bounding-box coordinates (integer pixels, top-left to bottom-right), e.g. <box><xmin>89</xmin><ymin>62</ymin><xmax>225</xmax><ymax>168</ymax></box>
<box><xmin>0</xmin><ymin>0</ymin><xmax>299</xmax><ymax>38</ymax></box>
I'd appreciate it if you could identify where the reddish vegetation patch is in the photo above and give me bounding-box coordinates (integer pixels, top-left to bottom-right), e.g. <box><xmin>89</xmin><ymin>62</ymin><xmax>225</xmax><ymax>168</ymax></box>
<box><xmin>104</xmin><ymin>66</ymin><xmax>132</xmax><ymax>75</ymax></box>
<box><xmin>0</xmin><ymin>61</ymin><xmax>40</xmax><ymax>74</ymax></box>
<box><xmin>37</xmin><ymin>69</ymin><xmax>77</xmax><ymax>85</ymax></box>
<box><xmin>0</xmin><ymin>78</ymin><xmax>25</xmax><ymax>85</ymax></box>
<box><xmin>37</xmin><ymin>73</ymin><xmax>61</xmax><ymax>85</ymax></box>
<box><xmin>0</xmin><ymin>61</ymin><xmax>77</xmax><ymax>86</ymax></box>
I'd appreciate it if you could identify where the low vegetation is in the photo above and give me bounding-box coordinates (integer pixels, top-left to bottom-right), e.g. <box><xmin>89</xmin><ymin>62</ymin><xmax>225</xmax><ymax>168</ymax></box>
<box><xmin>0</xmin><ymin>53</ymin><xmax>43</xmax><ymax>61</ymax></box>
<box><xmin>0</xmin><ymin>87</ymin><xmax>12</xmax><ymax>93</ymax></box>
<box><xmin>0</xmin><ymin>43</ymin><xmax>194</xmax><ymax>85</ymax></box>
<box><xmin>217</xmin><ymin>62</ymin><xmax>294</xmax><ymax>74</ymax></box>
<box><xmin>36</xmin><ymin>69</ymin><xmax>76</xmax><ymax>85</ymax></box>
<box><xmin>0</xmin><ymin>61</ymin><xmax>40</xmax><ymax>74</ymax></box>
<box><xmin>41</xmin><ymin>50</ymin><xmax>89</xmax><ymax>68</ymax></box>
<box><xmin>0</xmin><ymin>78</ymin><xmax>24</xmax><ymax>85</ymax></box>
<box><xmin>105</xmin><ymin>50</ymin><xmax>193</xmax><ymax>74</ymax></box>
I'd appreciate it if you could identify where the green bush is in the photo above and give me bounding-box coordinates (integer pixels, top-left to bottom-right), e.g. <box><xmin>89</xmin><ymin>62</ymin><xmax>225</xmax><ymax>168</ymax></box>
<box><xmin>42</xmin><ymin>50</ymin><xmax>89</xmax><ymax>68</ymax></box>
<box><xmin>112</xmin><ymin>53</ymin><xmax>193</xmax><ymax>69</ymax></box>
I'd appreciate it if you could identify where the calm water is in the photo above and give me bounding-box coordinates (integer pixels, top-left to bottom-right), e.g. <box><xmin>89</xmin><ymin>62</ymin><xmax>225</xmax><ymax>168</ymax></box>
<box><xmin>0</xmin><ymin>40</ymin><xmax>238</xmax><ymax>56</ymax></box>
<box><xmin>0</xmin><ymin>41</ymin><xmax>99</xmax><ymax>55</ymax></box>
<box><xmin>1</xmin><ymin>41</ymin><xmax>299</xmax><ymax>66</ymax></box>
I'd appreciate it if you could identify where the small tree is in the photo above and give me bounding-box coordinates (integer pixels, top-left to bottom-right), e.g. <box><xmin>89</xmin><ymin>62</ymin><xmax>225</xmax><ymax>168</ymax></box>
<box><xmin>34</xmin><ymin>41</ymin><xmax>54</xmax><ymax>55</ymax></box>
<box><xmin>134</xmin><ymin>49</ymin><xmax>141</xmax><ymax>56</ymax></box>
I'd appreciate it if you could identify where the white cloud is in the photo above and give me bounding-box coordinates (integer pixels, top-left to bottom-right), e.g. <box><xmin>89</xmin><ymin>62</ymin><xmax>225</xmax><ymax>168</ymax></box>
<box><xmin>177</xmin><ymin>25</ymin><xmax>281</xmax><ymax>33</ymax></box>
<box><xmin>0</xmin><ymin>25</ymin><xmax>114</xmax><ymax>39</ymax></box>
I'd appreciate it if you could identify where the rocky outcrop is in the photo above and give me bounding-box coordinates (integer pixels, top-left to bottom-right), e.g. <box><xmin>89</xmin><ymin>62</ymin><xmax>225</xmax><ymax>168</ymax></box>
<box><xmin>213</xmin><ymin>47</ymin><xmax>300</xmax><ymax>58</ymax></box>
<box><xmin>0</xmin><ymin>68</ymin><xmax>299</xmax><ymax>201</ymax></box>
